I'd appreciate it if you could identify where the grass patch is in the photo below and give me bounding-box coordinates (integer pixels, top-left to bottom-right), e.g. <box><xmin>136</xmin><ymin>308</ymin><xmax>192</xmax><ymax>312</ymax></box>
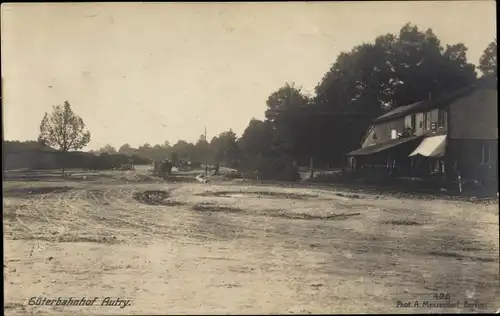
<box><xmin>384</xmin><ymin>220</ymin><xmax>423</xmax><ymax>226</ymax></box>
<box><xmin>19</xmin><ymin>235</ymin><xmax>122</xmax><ymax>244</ymax></box>
<box><xmin>429</xmin><ymin>251</ymin><xmax>496</xmax><ymax>262</ymax></box>
<box><xmin>462</xmin><ymin>247</ymin><xmax>482</xmax><ymax>252</ymax></box>
<box><xmin>58</xmin><ymin>235</ymin><xmax>122</xmax><ymax>244</ymax></box>
<box><xmin>133</xmin><ymin>190</ymin><xmax>185</xmax><ymax>206</ymax></box>
<box><xmin>191</xmin><ymin>203</ymin><xmax>360</xmax><ymax>220</ymax></box>
<box><xmin>3</xmin><ymin>186</ymin><xmax>72</xmax><ymax>197</ymax></box>
<box><xmin>151</xmin><ymin>175</ymin><xmax>199</xmax><ymax>183</ymax></box>
<box><xmin>4</xmin><ymin>302</ymin><xmax>27</xmax><ymax>312</ymax></box>
<box><xmin>196</xmin><ymin>190</ymin><xmax>318</xmax><ymax>200</ymax></box>
<box><xmin>192</xmin><ymin>204</ymin><xmax>244</xmax><ymax>214</ymax></box>
<box><xmin>86</xmin><ymin>189</ymin><xmax>106</xmax><ymax>200</ymax></box>
<box><xmin>2</xmin><ymin>208</ymin><xmax>36</xmax><ymax>222</ymax></box>
<box><xmin>266</xmin><ymin>211</ymin><xmax>361</xmax><ymax>221</ymax></box>
<box><xmin>335</xmin><ymin>192</ymin><xmax>364</xmax><ymax>199</ymax></box>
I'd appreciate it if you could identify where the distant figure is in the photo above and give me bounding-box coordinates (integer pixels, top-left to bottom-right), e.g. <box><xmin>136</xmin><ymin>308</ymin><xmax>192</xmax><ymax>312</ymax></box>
<box><xmin>213</xmin><ymin>163</ymin><xmax>220</xmax><ymax>175</ymax></box>
<box><xmin>165</xmin><ymin>160</ymin><xmax>173</xmax><ymax>174</ymax></box>
<box><xmin>158</xmin><ymin>159</ymin><xmax>172</xmax><ymax>175</ymax></box>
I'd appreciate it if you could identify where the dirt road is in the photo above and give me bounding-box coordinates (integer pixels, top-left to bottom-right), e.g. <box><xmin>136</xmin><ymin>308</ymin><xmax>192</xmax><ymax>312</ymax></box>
<box><xmin>3</xmin><ymin>169</ymin><xmax>499</xmax><ymax>314</ymax></box>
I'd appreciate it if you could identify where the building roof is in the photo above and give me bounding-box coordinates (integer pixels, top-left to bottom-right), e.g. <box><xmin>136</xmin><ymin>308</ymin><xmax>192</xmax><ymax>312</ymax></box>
<box><xmin>372</xmin><ymin>77</ymin><xmax>497</xmax><ymax>124</ymax></box>
<box><xmin>346</xmin><ymin>135</ymin><xmax>423</xmax><ymax>156</ymax></box>
<box><xmin>373</xmin><ymin>100</ymin><xmax>425</xmax><ymax>123</ymax></box>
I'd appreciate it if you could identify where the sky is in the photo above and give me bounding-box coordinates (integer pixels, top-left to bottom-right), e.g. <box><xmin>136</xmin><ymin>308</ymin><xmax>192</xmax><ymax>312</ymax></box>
<box><xmin>1</xmin><ymin>2</ymin><xmax>496</xmax><ymax>150</ymax></box>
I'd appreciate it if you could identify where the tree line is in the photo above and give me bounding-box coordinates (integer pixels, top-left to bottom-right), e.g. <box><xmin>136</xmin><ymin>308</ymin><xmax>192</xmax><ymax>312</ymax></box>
<box><xmin>91</xmin><ymin>130</ymin><xmax>240</xmax><ymax>168</ymax></box>
<box><xmin>96</xmin><ymin>23</ymin><xmax>496</xmax><ymax>179</ymax></box>
<box><xmin>11</xmin><ymin>23</ymin><xmax>496</xmax><ymax>180</ymax></box>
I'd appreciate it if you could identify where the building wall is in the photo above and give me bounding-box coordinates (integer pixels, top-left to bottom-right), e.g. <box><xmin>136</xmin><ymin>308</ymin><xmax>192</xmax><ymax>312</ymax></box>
<box><xmin>362</xmin><ymin>117</ymin><xmax>405</xmax><ymax>147</ymax></box>
<box><xmin>404</xmin><ymin>112</ymin><xmax>428</xmax><ymax>134</ymax></box>
<box><xmin>63</xmin><ymin>152</ymin><xmax>95</xmax><ymax>168</ymax></box>
<box><xmin>3</xmin><ymin>151</ymin><xmax>95</xmax><ymax>170</ymax></box>
<box><xmin>404</xmin><ymin>107</ymin><xmax>448</xmax><ymax>136</ymax></box>
<box><xmin>449</xmin><ymin>139</ymin><xmax>498</xmax><ymax>187</ymax></box>
<box><xmin>372</xmin><ymin>105</ymin><xmax>449</xmax><ymax>148</ymax></box>
<box><xmin>449</xmin><ymin>88</ymin><xmax>498</xmax><ymax>140</ymax></box>
<box><xmin>4</xmin><ymin>151</ymin><xmax>59</xmax><ymax>170</ymax></box>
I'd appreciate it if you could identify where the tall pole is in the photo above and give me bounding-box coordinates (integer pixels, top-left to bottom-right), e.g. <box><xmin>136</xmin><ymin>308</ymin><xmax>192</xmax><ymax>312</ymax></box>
<box><xmin>1</xmin><ymin>77</ymin><xmax>3</xmax><ymax>179</ymax></box>
<box><xmin>204</xmin><ymin>126</ymin><xmax>208</xmax><ymax>176</ymax></box>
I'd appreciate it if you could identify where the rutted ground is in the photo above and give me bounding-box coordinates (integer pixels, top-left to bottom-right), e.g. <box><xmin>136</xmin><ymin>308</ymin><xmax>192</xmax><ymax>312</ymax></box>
<box><xmin>3</xmin><ymin>169</ymin><xmax>499</xmax><ymax>315</ymax></box>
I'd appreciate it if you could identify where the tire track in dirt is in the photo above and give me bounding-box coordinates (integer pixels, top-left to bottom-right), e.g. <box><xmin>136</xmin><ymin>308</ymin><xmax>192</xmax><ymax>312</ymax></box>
<box><xmin>101</xmin><ymin>187</ymin><xmax>159</xmax><ymax>234</ymax></box>
<box><xmin>106</xmin><ymin>184</ymin><xmax>208</xmax><ymax>241</ymax></box>
<box><xmin>115</xmin><ymin>185</ymin><xmax>227</xmax><ymax>241</ymax></box>
<box><xmin>15</xmin><ymin>187</ymin><xmax>116</xmax><ymax>243</ymax></box>
<box><xmin>4</xmin><ymin>176</ymin><xmax>499</xmax><ymax>314</ymax></box>
<box><xmin>15</xmin><ymin>194</ymin><xmax>50</xmax><ymax>257</ymax></box>
<box><xmin>85</xmin><ymin>188</ymin><xmax>126</xmax><ymax>237</ymax></box>
<box><xmin>120</xmin><ymin>185</ymin><xmax>357</xmax><ymax>243</ymax></box>
<box><xmin>63</xmin><ymin>185</ymin><xmax>174</xmax><ymax>241</ymax></box>
<box><xmin>147</xmin><ymin>188</ymin><xmax>250</xmax><ymax>241</ymax></box>
<box><xmin>11</xmin><ymin>188</ymin><xmax>79</xmax><ymax>242</ymax></box>
<box><xmin>56</xmin><ymin>188</ymin><xmax>96</xmax><ymax>233</ymax></box>
<box><xmin>171</xmin><ymin>184</ymin><xmax>499</xmax><ymax>311</ymax></box>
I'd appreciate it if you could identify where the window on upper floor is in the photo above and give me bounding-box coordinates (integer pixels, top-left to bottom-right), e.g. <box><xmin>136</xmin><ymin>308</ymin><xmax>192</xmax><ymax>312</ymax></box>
<box><xmin>424</xmin><ymin>112</ymin><xmax>431</xmax><ymax>130</ymax></box>
<box><xmin>410</xmin><ymin>114</ymin><xmax>416</xmax><ymax>133</ymax></box>
<box><xmin>438</xmin><ymin>108</ymin><xmax>446</xmax><ymax>128</ymax></box>
<box><xmin>480</xmin><ymin>144</ymin><xmax>491</xmax><ymax>164</ymax></box>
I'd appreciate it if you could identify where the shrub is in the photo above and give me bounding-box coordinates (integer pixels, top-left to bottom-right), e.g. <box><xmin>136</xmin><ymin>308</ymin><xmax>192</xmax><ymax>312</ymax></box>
<box><xmin>239</xmin><ymin>155</ymin><xmax>301</xmax><ymax>182</ymax></box>
<box><xmin>190</xmin><ymin>161</ymin><xmax>202</xmax><ymax>169</ymax></box>
<box><xmin>224</xmin><ymin>170</ymin><xmax>243</xmax><ymax>179</ymax></box>
<box><xmin>306</xmin><ymin>169</ymin><xmax>356</xmax><ymax>184</ymax></box>
<box><xmin>277</xmin><ymin>163</ymin><xmax>301</xmax><ymax>181</ymax></box>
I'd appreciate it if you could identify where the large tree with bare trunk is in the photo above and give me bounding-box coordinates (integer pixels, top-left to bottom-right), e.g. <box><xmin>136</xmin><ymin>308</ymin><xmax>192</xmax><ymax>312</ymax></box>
<box><xmin>38</xmin><ymin>101</ymin><xmax>91</xmax><ymax>176</ymax></box>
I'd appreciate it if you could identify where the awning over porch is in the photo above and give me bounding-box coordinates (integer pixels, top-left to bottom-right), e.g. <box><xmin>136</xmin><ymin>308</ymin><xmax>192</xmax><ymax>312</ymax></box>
<box><xmin>409</xmin><ymin>135</ymin><xmax>447</xmax><ymax>158</ymax></box>
<box><xmin>346</xmin><ymin>135</ymin><xmax>422</xmax><ymax>156</ymax></box>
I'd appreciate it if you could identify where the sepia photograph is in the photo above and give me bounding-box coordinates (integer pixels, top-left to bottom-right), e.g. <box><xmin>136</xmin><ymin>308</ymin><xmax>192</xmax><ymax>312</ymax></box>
<box><xmin>2</xmin><ymin>1</ymin><xmax>498</xmax><ymax>315</ymax></box>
